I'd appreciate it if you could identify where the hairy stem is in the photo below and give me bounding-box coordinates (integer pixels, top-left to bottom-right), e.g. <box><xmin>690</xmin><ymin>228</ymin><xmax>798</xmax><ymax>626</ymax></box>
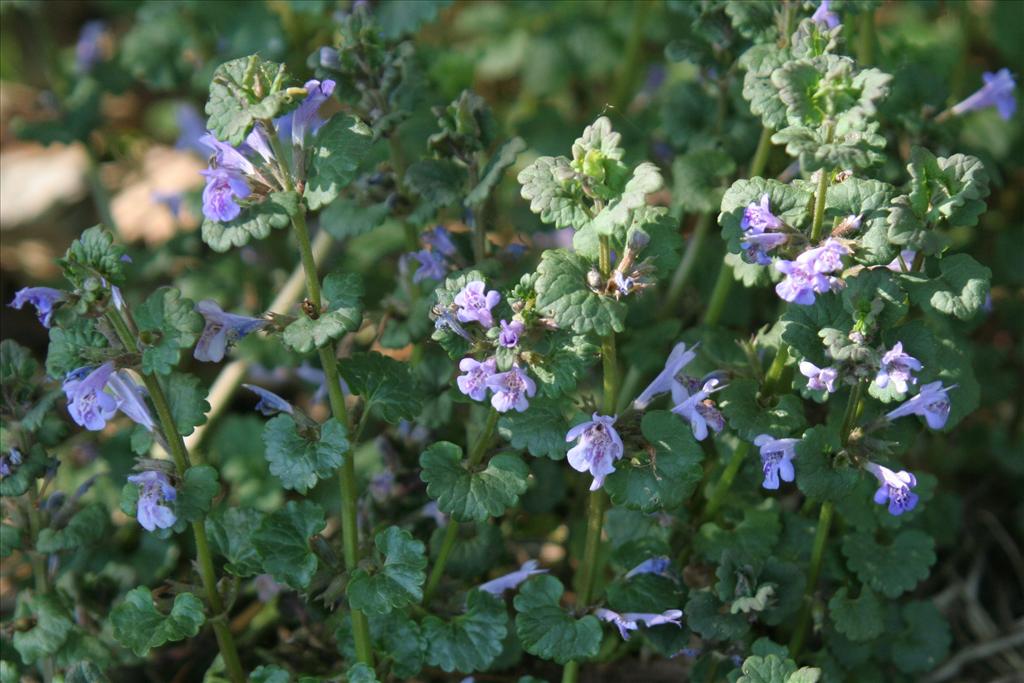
<box><xmin>857</xmin><ymin>9</ymin><xmax>876</xmax><ymax>65</ymax></box>
<box><xmin>288</xmin><ymin>208</ymin><xmax>374</xmax><ymax>665</ymax></box>
<box><xmin>702</xmin><ymin>127</ymin><xmax>774</xmax><ymax>326</ymax></box>
<box><xmin>422</xmin><ymin>408</ymin><xmax>500</xmax><ymax>606</ymax></box>
<box><xmin>810</xmin><ymin>167</ymin><xmax>831</xmax><ymax>242</ymax></box>
<box><xmin>85</xmin><ymin>144</ymin><xmax>117</xmax><ymax>232</ymax></box>
<box><xmin>789</xmin><ymin>383</ymin><xmax>863</xmax><ymax>658</ymax></box>
<box><xmin>762</xmin><ymin>344</ymin><xmax>791</xmax><ymax>396</ymax></box>
<box><xmin>562</xmin><ymin>237</ymin><xmax>618</xmax><ymax>683</ymax></box>
<box><xmin>106</xmin><ymin>310</ymin><xmax>245</xmax><ymax>683</ymax></box>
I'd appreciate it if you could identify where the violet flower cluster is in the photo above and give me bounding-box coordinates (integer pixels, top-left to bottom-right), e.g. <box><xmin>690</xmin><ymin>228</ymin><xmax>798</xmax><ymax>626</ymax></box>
<box><xmin>406</xmin><ymin>226</ymin><xmax>457</xmax><ymax>284</ymax></box>
<box><xmin>194</xmin><ymin>300</ymin><xmax>268</xmax><ymax>363</ymax></box>
<box><xmin>775</xmin><ymin>238</ymin><xmax>850</xmax><ymax>305</ymax></box>
<box><xmin>632</xmin><ymin>342</ymin><xmax>726</xmax><ymax>443</ymax></box>
<box><xmin>127</xmin><ymin>470</ymin><xmax>177</xmax><ymax>531</ymax></box>
<box><xmin>594</xmin><ymin>608</ymin><xmax>684</xmax><ymax>641</ymax></box>
<box><xmin>451</xmin><ymin>280</ymin><xmax>537</xmax><ymax>413</ymax></box>
<box><xmin>566</xmin><ymin>414</ymin><xmax>624</xmax><ymax>491</ymax></box>
<box><xmin>62</xmin><ymin>362</ymin><xmax>155</xmax><ymax>433</ymax></box>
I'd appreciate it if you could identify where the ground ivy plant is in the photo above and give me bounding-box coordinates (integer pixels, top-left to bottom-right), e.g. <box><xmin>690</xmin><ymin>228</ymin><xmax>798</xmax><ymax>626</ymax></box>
<box><xmin>2</xmin><ymin>1</ymin><xmax>1016</xmax><ymax>682</ymax></box>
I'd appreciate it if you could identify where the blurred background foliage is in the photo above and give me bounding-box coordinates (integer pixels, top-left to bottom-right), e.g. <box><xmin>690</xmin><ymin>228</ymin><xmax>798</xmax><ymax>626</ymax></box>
<box><xmin>0</xmin><ymin>0</ymin><xmax>1022</xmax><ymax>681</ymax></box>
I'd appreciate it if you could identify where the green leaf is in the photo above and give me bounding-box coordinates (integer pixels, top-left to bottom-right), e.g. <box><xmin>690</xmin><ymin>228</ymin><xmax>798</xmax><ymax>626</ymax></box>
<box><xmin>719</xmin><ymin>178</ymin><xmax>813</xmax><ymax>254</ymax></box>
<box><xmin>12</xmin><ymin>595</ymin><xmax>73</xmax><ymax>664</ymax></box>
<box><xmin>321</xmin><ymin>199</ymin><xmax>390</xmax><ymax>240</ymax></box>
<box><xmin>36</xmin><ymin>504</ymin><xmax>108</xmax><ymax>553</ymax></box>
<box><xmin>65</xmin><ymin>661</ymin><xmax>110</xmax><ymax>683</ymax></box>
<box><xmin>514</xmin><ymin>575</ymin><xmax>602</xmax><ymax>665</ymax></box>
<box><xmin>339</xmin><ymin>352</ymin><xmax>422</xmax><ymax>423</ymax></box>
<box><xmin>740</xmin><ymin>44</ymin><xmax>791</xmax><ymax>131</ymax></box>
<box><xmin>841</xmin><ymin>268</ymin><xmax>908</xmax><ymax>329</ymax></box>
<box><xmin>305</xmin><ymin>116</ymin><xmax>374</xmax><ymax>210</ymax></box>
<box><xmin>517</xmin><ymin>156</ymin><xmax>591</xmax><ymax>230</ymax></box>
<box><xmin>696</xmin><ymin>500</ymin><xmax>782</xmax><ymax>566</ymax></box>
<box><xmin>0</xmin><ymin>445</ymin><xmax>49</xmax><ymax>497</ymax></box>
<box><xmin>527</xmin><ymin>332</ymin><xmax>599</xmax><ymax>399</ymax></box>
<box><xmin>46</xmin><ymin>318</ymin><xmax>108</xmax><ymax>380</ymax></box>
<box><xmin>672</xmin><ymin>149</ymin><xmax>736</xmax><ymax>215</ymax></box>
<box><xmin>201</xmin><ymin>192</ymin><xmax>299</xmax><ymax>252</ymax></box>
<box><xmin>263</xmin><ymin>415</ymin><xmax>347</xmax><ymax>494</ymax></box>
<box><xmin>467</xmin><ymin>136</ymin><xmax>527</xmax><ymax>205</ymax></box>
<box><xmin>205</xmin><ymin>56</ymin><xmax>298</xmax><ymax>146</ymax></box>
<box><xmin>736</xmin><ymin>654</ymin><xmax>821</xmax><ymax>683</ymax></box>
<box><xmin>0</xmin><ymin>523</ymin><xmax>21</xmax><ymax>558</ymax></box>
<box><xmin>685</xmin><ymin>590</ymin><xmax>750</xmax><ymax>642</ymax></box>
<box><xmin>283</xmin><ymin>272</ymin><xmax>364</xmax><ymax>352</ymax></box>
<box><xmin>252</xmin><ymin>500</ymin><xmax>325</xmax><ymax>589</ymax></box>
<box><xmin>534</xmin><ymin>249</ymin><xmax>626</xmax><ymax>336</ymax></box>
<box><xmin>347</xmin><ymin>527</ymin><xmax>427</xmax><ymax>615</ymax></box>
<box><xmin>825</xmin><ymin>178</ymin><xmax>895</xmax><ymax>265</ymax></box>
<box><xmin>110</xmin><ymin>587</ymin><xmax>205</xmax><ymax>657</ymax></box>
<box><xmin>429</xmin><ymin>522</ymin><xmax>502</xmax><ymax>578</ymax></box>
<box><xmin>889</xmin><ymin>601</ymin><xmax>951</xmax><ymax>674</ymax></box>
<box><xmin>366</xmin><ymin>612</ymin><xmax>425</xmax><ymax>679</ymax></box>
<box><xmin>498</xmin><ymin>397</ymin><xmax>569</xmax><ymax>459</ymax></box>
<box><xmin>135</xmin><ymin>287</ymin><xmax>202</xmax><ymax>376</ymax></box>
<box><xmin>772</xmin><ymin>122</ymin><xmax>886</xmax><ymax>173</ymax></box>
<box><xmin>175</xmin><ymin>465</ymin><xmax>220</xmax><ymax>526</ymax></box>
<box><xmin>405</xmin><ymin>158</ymin><xmax>468</xmax><ymax>210</ymax></box>
<box><xmin>828</xmin><ymin>586</ymin><xmax>884</xmax><ymax>642</ymax></box>
<box><xmin>841</xmin><ymin>529</ymin><xmax>935</xmax><ymax>598</ymax></box>
<box><xmin>166</xmin><ymin>373</ymin><xmax>210</xmax><ymax>436</ymax></box>
<box><xmin>422</xmin><ymin>590</ymin><xmax>507</xmax><ymax>673</ymax></box>
<box><xmin>903</xmin><ymin>253</ymin><xmax>991</xmax><ymax>321</ymax></box>
<box><xmin>345</xmin><ymin>663</ymin><xmax>379</xmax><ymax>683</ymax></box>
<box><xmin>206</xmin><ymin>506</ymin><xmax>265</xmax><ymax>577</ymax></box>
<box><xmin>719</xmin><ymin>379</ymin><xmax>806</xmax><ymax>441</ymax></box>
<box><xmin>780</xmin><ymin>295</ymin><xmax>849</xmax><ymax>367</ymax></box>
<box><xmin>1</xmin><ymin>339</ymin><xmax>38</xmax><ymax>385</ymax></box>
<box><xmin>63</xmin><ymin>226</ymin><xmax>127</xmax><ymax>284</ymax></box>
<box><xmin>249</xmin><ymin>666</ymin><xmax>290</xmax><ymax>683</ymax></box>
<box><xmin>794</xmin><ymin>425</ymin><xmax>859</xmax><ymax>503</ymax></box>
<box><xmin>376</xmin><ymin>0</ymin><xmax>450</xmax><ymax>38</ymax></box>
<box><xmin>605</xmin><ymin>411</ymin><xmax>704</xmax><ymax>512</ymax></box>
<box><xmin>421</xmin><ymin>443</ymin><xmax>529</xmax><ymax>522</ymax></box>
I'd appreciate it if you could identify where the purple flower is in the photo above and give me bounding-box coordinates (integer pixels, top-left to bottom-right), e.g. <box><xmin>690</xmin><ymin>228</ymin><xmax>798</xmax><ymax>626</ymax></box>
<box><xmin>289</xmin><ymin>79</ymin><xmax>337</xmax><ymax>147</ymax></box>
<box><xmin>9</xmin><ymin>287</ymin><xmax>65</xmax><ymax>327</ymax></box>
<box><xmin>0</xmin><ymin>448</ymin><xmax>22</xmax><ymax>479</ymax></box>
<box><xmin>886</xmin><ymin>249</ymin><xmax>917</xmax><ymax>272</ymax></box>
<box><xmin>454</xmin><ymin>280</ymin><xmax>501</xmax><ymax>329</ymax></box>
<box><xmin>127</xmin><ymin>471</ymin><xmax>177</xmax><ymax>532</ymax></box>
<box><xmin>741</xmin><ymin>231</ymin><xmax>789</xmax><ymax>265</ymax></box>
<box><xmin>200</xmin><ymin>133</ymin><xmax>255</xmax><ymax>176</ymax></box>
<box><xmin>318</xmin><ymin>47</ymin><xmax>341</xmax><ymax>70</ymax></box>
<box><xmin>152</xmin><ymin>191</ymin><xmax>184</xmax><ymax>219</ymax></box>
<box><xmin>420</xmin><ymin>501</ymin><xmax>447</xmax><ymax>526</ymax></box>
<box><xmin>242</xmin><ymin>384</ymin><xmax>294</xmax><ymax>416</ymax></box>
<box><xmin>566</xmin><ymin>414</ymin><xmax>624</xmax><ymax>491</ymax></box>
<box><xmin>200</xmin><ymin>167</ymin><xmax>251</xmax><ymax>222</ymax></box>
<box><xmin>865</xmin><ymin>462</ymin><xmax>919</xmax><ymax>516</ymax></box>
<box><xmin>875</xmin><ymin>342</ymin><xmax>922</xmax><ymax>394</ymax></box>
<box><xmin>410</xmin><ymin>249</ymin><xmax>447</xmax><ymax>284</ymax></box>
<box><xmin>594</xmin><ymin>608</ymin><xmax>684</xmax><ymax>641</ymax></box>
<box><xmin>633</xmin><ymin>342</ymin><xmax>698</xmax><ymax>410</ymax></box>
<box><xmin>176</xmin><ymin>104</ymin><xmax>207</xmax><ymax>155</ymax></box>
<box><xmin>254</xmin><ymin>574</ymin><xmax>283</xmax><ymax>603</ymax></box>
<box><xmin>478</xmin><ymin>560</ymin><xmax>548</xmax><ymax>595</ymax></box>
<box><xmin>811</xmin><ymin>0</ymin><xmax>840</xmax><ymax>29</ymax></box>
<box><xmin>796</xmin><ymin>238</ymin><xmax>849</xmax><ymax>274</ymax></box>
<box><xmin>613</xmin><ymin>270</ymin><xmax>636</xmax><ymax>297</ymax></box>
<box><xmin>951</xmin><ymin>68</ymin><xmax>1017</xmax><ymax>120</ymax></box>
<box><xmin>799</xmin><ymin>360</ymin><xmax>838</xmax><ymax>393</ymax></box>
<box><xmin>194</xmin><ymin>300</ymin><xmax>268</xmax><ymax>363</ymax></box>
<box><xmin>75</xmin><ymin>20</ymin><xmax>106</xmax><ymax>74</ymax></box>
<box><xmin>245</xmin><ymin>124</ymin><xmax>276</xmax><ymax>165</ymax></box>
<box><xmin>369</xmin><ymin>470</ymin><xmax>396</xmax><ymax>503</ymax></box>
<box><xmin>106</xmin><ymin>370</ymin><xmax>156</xmax><ymax>432</ymax></box>
<box><xmin>434</xmin><ymin>309</ymin><xmax>473</xmax><ymax>341</ymax></box>
<box><xmin>456</xmin><ymin>357</ymin><xmax>497</xmax><ymax>401</ymax></box>
<box><xmin>63</xmin><ymin>363</ymin><xmax>119</xmax><ymax>431</ymax></box>
<box><xmin>671</xmin><ymin>379</ymin><xmax>725</xmax><ymax>441</ymax></box>
<box><xmin>424</xmin><ymin>226</ymin><xmax>457</xmax><ymax>256</ymax></box>
<box><xmin>754</xmin><ymin>434</ymin><xmax>799</xmax><ymax>490</ymax></box>
<box><xmin>498</xmin><ymin>319</ymin><xmax>525</xmax><ymax>348</ymax></box>
<box><xmin>625</xmin><ymin>556</ymin><xmax>671</xmax><ymax>579</ymax></box>
<box><xmin>741</xmin><ymin>194</ymin><xmax>783</xmax><ymax>232</ymax></box>
<box><xmin>885</xmin><ymin>381</ymin><xmax>954</xmax><ymax>430</ymax></box>
<box><xmin>774</xmin><ymin>259</ymin><xmax>834</xmax><ymax>305</ymax></box>
<box><xmin>486</xmin><ymin>366</ymin><xmax>537</xmax><ymax>413</ymax></box>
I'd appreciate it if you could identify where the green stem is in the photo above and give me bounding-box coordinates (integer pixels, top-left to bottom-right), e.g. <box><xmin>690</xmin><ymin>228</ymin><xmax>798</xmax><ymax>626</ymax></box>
<box><xmin>810</xmin><ymin>166</ymin><xmax>831</xmax><ymax>242</ymax></box>
<box><xmin>611</xmin><ymin>0</ymin><xmax>653</xmax><ymax>109</ymax></box>
<box><xmin>85</xmin><ymin>144</ymin><xmax>117</xmax><ymax>231</ymax></box>
<box><xmin>106</xmin><ymin>310</ymin><xmax>245</xmax><ymax>683</ymax></box>
<box><xmin>703</xmin><ymin>257</ymin><xmax>734</xmax><ymax>327</ymax></box>
<box><xmin>288</xmin><ymin>209</ymin><xmax>374</xmax><ymax>666</ymax></box>
<box><xmin>857</xmin><ymin>9</ymin><xmax>875</xmax><ymax>65</ymax></box>
<box><xmin>702</xmin><ymin>127</ymin><xmax>774</xmax><ymax>326</ymax></box>
<box><xmin>563</xmin><ymin>238</ymin><xmax>618</xmax><ymax>683</ymax></box>
<box><xmin>663</xmin><ymin>213</ymin><xmax>711</xmax><ymax>315</ymax></box>
<box><xmin>702</xmin><ymin>441</ymin><xmax>750</xmax><ymax>522</ymax></box>
<box><xmin>26</xmin><ymin>489</ymin><xmax>54</xmax><ymax>683</ymax></box>
<box><xmin>787</xmin><ymin>501</ymin><xmax>833</xmax><ymax>658</ymax></box>
<box><xmin>422</xmin><ymin>408</ymin><xmax>500</xmax><ymax>606</ymax></box>
<box><xmin>762</xmin><ymin>344</ymin><xmax>791</xmax><ymax>396</ymax></box>
<box><xmin>788</xmin><ymin>383</ymin><xmax>863</xmax><ymax>658</ymax></box>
